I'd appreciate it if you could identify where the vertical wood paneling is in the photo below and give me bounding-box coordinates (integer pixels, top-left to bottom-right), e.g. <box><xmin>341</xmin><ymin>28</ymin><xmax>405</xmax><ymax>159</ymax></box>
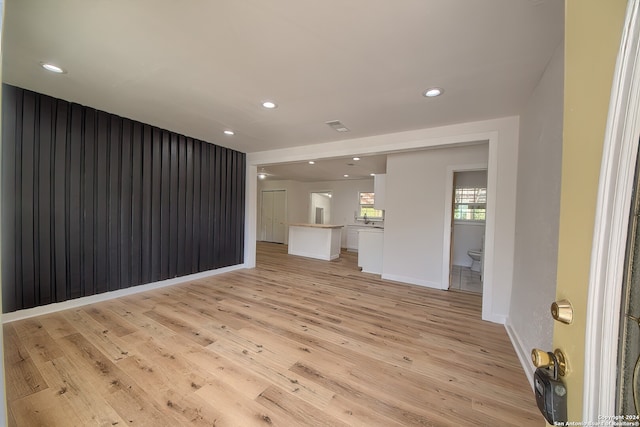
<box><xmin>131</xmin><ymin>121</ymin><xmax>143</xmax><ymax>286</ymax></box>
<box><xmin>2</xmin><ymin>86</ymin><xmax>18</xmax><ymax>312</ymax></box>
<box><xmin>53</xmin><ymin>100</ymin><xmax>68</xmax><ymax>303</ymax></box>
<box><xmin>120</xmin><ymin>118</ymin><xmax>133</xmax><ymax>288</ymax></box>
<box><xmin>68</xmin><ymin>103</ymin><xmax>83</xmax><ymax>299</ymax></box>
<box><xmin>94</xmin><ymin>111</ymin><xmax>110</xmax><ymax>295</ymax></box>
<box><xmin>191</xmin><ymin>141</ymin><xmax>201</xmax><ymax>273</ymax></box>
<box><xmin>169</xmin><ymin>133</ymin><xmax>179</xmax><ymax>278</ymax></box>
<box><xmin>141</xmin><ymin>124</ymin><xmax>153</xmax><ymax>284</ymax></box>
<box><xmin>37</xmin><ymin>95</ymin><xmax>54</xmax><ymax>305</ymax></box>
<box><xmin>159</xmin><ymin>131</ymin><xmax>170</xmax><ymax>280</ymax></box>
<box><xmin>177</xmin><ymin>135</ymin><xmax>187</xmax><ymax>277</ymax></box>
<box><xmin>1</xmin><ymin>85</ymin><xmax>246</xmax><ymax>312</ymax></box>
<box><xmin>184</xmin><ymin>137</ymin><xmax>194</xmax><ymax>276</ymax></box>
<box><xmin>150</xmin><ymin>128</ymin><xmax>162</xmax><ymax>281</ymax></box>
<box><xmin>21</xmin><ymin>91</ymin><xmax>36</xmax><ymax>307</ymax></box>
<box><xmin>82</xmin><ymin>107</ymin><xmax>97</xmax><ymax>298</ymax></box>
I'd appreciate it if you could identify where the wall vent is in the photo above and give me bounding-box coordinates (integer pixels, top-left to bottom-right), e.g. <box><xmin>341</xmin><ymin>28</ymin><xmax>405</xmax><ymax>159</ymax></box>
<box><xmin>325</xmin><ymin>120</ymin><xmax>350</xmax><ymax>132</ymax></box>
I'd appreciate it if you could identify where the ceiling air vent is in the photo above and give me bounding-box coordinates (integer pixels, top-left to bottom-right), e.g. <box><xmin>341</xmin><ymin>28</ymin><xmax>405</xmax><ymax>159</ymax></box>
<box><xmin>325</xmin><ymin>120</ymin><xmax>350</xmax><ymax>132</ymax></box>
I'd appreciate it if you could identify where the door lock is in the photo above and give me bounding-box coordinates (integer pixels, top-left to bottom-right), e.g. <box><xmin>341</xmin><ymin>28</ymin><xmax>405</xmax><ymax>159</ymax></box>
<box><xmin>531</xmin><ymin>348</ymin><xmax>568</xmax><ymax>424</ymax></box>
<box><xmin>551</xmin><ymin>299</ymin><xmax>573</xmax><ymax>324</ymax></box>
<box><xmin>531</xmin><ymin>348</ymin><xmax>568</xmax><ymax>377</ymax></box>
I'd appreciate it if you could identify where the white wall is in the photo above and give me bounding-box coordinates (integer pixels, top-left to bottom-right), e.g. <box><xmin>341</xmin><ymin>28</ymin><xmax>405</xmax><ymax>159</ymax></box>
<box><xmin>383</xmin><ymin>144</ymin><xmax>489</xmax><ymax>287</ymax></box>
<box><xmin>257</xmin><ymin>178</ymin><xmax>374</xmax><ymax>247</ymax></box>
<box><xmin>452</xmin><ymin>223</ymin><xmax>485</xmax><ymax>267</ymax></box>
<box><xmin>246</xmin><ymin>116</ymin><xmax>521</xmax><ymax>323</ymax></box>
<box><xmin>507</xmin><ymin>42</ymin><xmax>564</xmax><ymax>385</ymax></box>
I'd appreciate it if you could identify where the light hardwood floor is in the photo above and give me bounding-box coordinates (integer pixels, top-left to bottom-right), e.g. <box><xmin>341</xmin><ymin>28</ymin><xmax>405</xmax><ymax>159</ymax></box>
<box><xmin>5</xmin><ymin>242</ymin><xmax>542</xmax><ymax>426</ymax></box>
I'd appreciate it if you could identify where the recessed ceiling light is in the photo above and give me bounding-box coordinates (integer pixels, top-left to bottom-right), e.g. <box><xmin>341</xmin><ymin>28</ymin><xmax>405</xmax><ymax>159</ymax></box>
<box><xmin>353</xmin><ymin>157</ymin><xmax>360</xmax><ymax>161</ymax></box>
<box><xmin>308</xmin><ymin>161</ymin><xmax>315</xmax><ymax>165</ymax></box>
<box><xmin>258</xmin><ymin>173</ymin><xmax>267</xmax><ymax>180</ymax></box>
<box><xmin>370</xmin><ymin>173</ymin><xmax>375</xmax><ymax>176</ymax></box>
<box><xmin>40</xmin><ymin>62</ymin><xmax>66</xmax><ymax>74</ymax></box>
<box><xmin>262</xmin><ymin>101</ymin><xmax>277</xmax><ymax>109</ymax></box>
<box><xmin>223</xmin><ymin>130</ymin><xmax>235</xmax><ymax>136</ymax></box>
<box><xmin>423</xmin><ymin>87</ymin><xmax>444</xmax><ymax>97</ymax></box>
<box><xmin>343</xmin><ymin>174</ymin><xmax>349</xmax><ymax>178</ymax></box>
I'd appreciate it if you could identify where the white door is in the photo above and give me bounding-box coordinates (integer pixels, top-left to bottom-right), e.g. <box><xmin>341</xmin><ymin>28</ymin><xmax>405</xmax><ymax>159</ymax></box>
<box><xmin>261</xmin><ymin>190</ymin><xmax>286</xmax><ymax>243</ymax></box>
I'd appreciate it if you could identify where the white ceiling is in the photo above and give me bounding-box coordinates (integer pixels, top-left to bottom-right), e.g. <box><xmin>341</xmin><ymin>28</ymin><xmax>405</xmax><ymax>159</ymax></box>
<box><xmin>2</xmin><ymin>0</ymin><xmax>563</xmax><ymax>181</ymax></box>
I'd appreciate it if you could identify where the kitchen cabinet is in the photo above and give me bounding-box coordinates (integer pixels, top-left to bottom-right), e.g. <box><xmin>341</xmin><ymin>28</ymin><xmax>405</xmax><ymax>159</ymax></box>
<box><xmin>347</xmin><ymin>225</ymin><xmax>364</xmax><ymax>251</ymax></box>
<box><xmin>288</xmin><ymin>224</ymin><xmax>344</xmax><ymax>260</ymax></box>
<box><xmin>358</xmin><ymin>228</ymin><xmax>384</xmax><ymax>274</ymax></box>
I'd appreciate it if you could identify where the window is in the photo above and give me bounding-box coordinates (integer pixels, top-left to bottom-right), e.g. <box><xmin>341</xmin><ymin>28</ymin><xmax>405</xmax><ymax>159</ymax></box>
<box><xmin>454</xmin><ymin>187</ymin><xmax>486</xmax><ymax>221</ymax></box>
<box><xmin>359</xmin><ymin>192</ymin><xmax>383</xmax><ymax>220</ymax></box>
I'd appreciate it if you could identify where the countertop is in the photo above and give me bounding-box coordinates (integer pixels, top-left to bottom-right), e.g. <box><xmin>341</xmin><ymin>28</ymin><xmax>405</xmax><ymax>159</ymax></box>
<box><xmin>358</xmin><ymin>228</ymin><xmax>384</xmax><ymax>233</ymax></box>
<box><xmin>288</xmin><ymin>223</ymin><xmax>344</xmax><ymax>229</ymax></box>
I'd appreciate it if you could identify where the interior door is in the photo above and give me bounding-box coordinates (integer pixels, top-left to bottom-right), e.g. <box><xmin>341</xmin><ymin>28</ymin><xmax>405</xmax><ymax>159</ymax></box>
<box><xmin>271</xmin><ymin>190</ymin><xmax>286</xmax><ymax>243</ymax></box>
<box><xmin>448</xmin><ymin>172</ymin><xmax>457</xmax><ymax>289</ymax></box>
<box><xmin>260</xmin><ymin>190</ymin><xmax>286</xmax><ymax>243</ymax></box>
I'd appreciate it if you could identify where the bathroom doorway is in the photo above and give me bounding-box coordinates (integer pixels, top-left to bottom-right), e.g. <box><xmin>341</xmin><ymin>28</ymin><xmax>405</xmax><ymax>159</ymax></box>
<box><xmin>310</xmin><ymin>191</ymin><xmax>332</xmax><ymax>224</ymax></box>
<box><xmin>448</xmin><ymin>170</ymin><xmax>487</xmax><ymax>294</ymax></box>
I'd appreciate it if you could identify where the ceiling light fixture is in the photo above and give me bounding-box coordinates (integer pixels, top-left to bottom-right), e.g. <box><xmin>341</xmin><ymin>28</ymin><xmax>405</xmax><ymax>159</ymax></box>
<box><xmin>343</xmin><ymin>174</ymin><xmax>349</xmax><ymax>178</ymax></box>
<box><xmin>262</xmin><ymin>101</ymin><xmax>277</xmax><ymax>109</ymax></box>
<box><xmin>423</xmin><ymin>87</ymin><xmax>444</xmax><ymax>97</ymax></box>
<box><xmin>308</xmin><ymin>161</ymin><xmax>315</xmax><ymax>165</ymax></box>
<box><xmin>370</xmin><ymin>173</ymin><xmax>376</xmax><ymax>176</ymax></box>
<box><xmin>353</xmin><ymin>157</ymin><xmax>360</xmax><ymax>161</ymax></box>
<box><xmin>223</xmin><ymin>130</ymin><xmax>235</xmax><ymax>135</ymax></box>
<box><xmin>40</xmin><ymin>62</ymin><xmax>66</xmax><ymax>74</ymax></box>
<box><xmin>258</xmin><ymin>168</ymin><xmax>268</xmax><ymax>179</ymax></box>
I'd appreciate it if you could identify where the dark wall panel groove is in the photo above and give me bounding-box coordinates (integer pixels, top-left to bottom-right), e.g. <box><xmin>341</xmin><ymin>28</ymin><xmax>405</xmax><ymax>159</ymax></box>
<box><xmin>2</xmin><ymin>84</ymin><xmax>246</xmax><ymax>313</ymax></box>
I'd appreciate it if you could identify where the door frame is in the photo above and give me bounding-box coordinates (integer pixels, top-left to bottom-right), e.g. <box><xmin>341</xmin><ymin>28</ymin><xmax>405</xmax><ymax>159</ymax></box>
<box><xmin>442</xmin><ymin>163</ymin><xmax>488</xmax><ymax>291</ymax></box>
<box><xmin>585</xmin><ymin>0</ymin><xmax>640</xmax><ymax>418</ymax></box>
<box><xmin>309</xmin><ymin>191</ymin><xmax>332</xmax><ymax>225</ymax></box>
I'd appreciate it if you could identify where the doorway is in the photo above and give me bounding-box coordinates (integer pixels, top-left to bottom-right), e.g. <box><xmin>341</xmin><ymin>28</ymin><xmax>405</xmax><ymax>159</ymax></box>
<box><xmin>310</xmin><ymin>192</ymin><xmax>332</xmax><ymax>224</ymax></box>
<box><xmin>447</xmin><ymin>169</ymin><xmax>487</xmax><ymax>294</ymax></box>
<box><xmin>260</xmin><ymin>190</ymin><xmax>286</xmax><ymax>243</ymax></box>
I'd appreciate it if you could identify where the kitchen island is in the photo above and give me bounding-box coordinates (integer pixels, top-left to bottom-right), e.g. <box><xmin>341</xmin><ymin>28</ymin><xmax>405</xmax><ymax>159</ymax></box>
<box><xmin>288</xmin><ymin>223</ymin><xmax>344</xmax><ymax>260</ymax></box>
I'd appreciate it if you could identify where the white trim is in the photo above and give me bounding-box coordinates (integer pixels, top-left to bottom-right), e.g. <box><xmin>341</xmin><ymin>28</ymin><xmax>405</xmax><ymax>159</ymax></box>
<box><xmin>442</xmin><ymin>163</ymin><xmax>488</xmax><ymax>291</ymax></box>
<box><xmin>505</xmin><ymin>321</ymin><xmax>535</xmax><ymax>388</ymax></box>
<box><xmin>380</xmin><ymin>273</ymin><xmax>442</xmax><ymax>289</ymax></box>
<box><xmin>584</xmin><ymin>0</ymin><xmax>640</xmax><ymax>419</ymax></box>
<box><xmin>482</xmin><ymin>131</ymin><xmax>501</xmax><ymax>323</ymax></box>
<box><xmin>2</xmin><ymin>264</ymin><xmax>245</xmax><ymax>323</ymax></box>
<box><xmin>244</xmin><ymin>165</ymin><xmax>258</xmax><ymax>268</ymax></box>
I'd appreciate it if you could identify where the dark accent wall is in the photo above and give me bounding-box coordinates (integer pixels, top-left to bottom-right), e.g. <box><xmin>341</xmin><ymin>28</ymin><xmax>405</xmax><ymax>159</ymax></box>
<box><xmin>2</xmin><ymin>84</ymin><xmax>246</xmax><ymax>313</ymax></box>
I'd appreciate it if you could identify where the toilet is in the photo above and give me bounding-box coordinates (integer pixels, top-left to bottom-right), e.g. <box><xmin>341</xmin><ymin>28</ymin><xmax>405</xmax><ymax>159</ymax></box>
<box><xmin>467</xmin><ymin>249</ymin><xmax>483</xmax><ymax>273</ymax></box>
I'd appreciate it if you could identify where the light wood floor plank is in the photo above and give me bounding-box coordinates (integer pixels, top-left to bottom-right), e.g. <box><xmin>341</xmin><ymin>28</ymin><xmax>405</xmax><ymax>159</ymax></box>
<box><xmin>5</xmin><ymin>242</ymin><xmax>542</xmax><ymax>426</ymax></box>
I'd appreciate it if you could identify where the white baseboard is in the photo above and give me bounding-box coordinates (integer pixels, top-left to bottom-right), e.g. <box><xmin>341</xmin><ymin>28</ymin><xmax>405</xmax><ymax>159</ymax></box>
<box><xmin>482</xmin><ymin>313</ymin><xmax>507</xmax><ymax>324</ymax></box>
<box><xmin>505</xmin><ymin>321</ymin><xmax>535</xmax><ymax>389</ymax></box>
<box><xmin>2</xmin><ymin>264</ymin><xmax>246</xmax><ymax>323</ymax></box>
<box><xmin>381</xmin><ymin>273</ymin><xmax>442</xmax><ymax>289</ymax></box>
